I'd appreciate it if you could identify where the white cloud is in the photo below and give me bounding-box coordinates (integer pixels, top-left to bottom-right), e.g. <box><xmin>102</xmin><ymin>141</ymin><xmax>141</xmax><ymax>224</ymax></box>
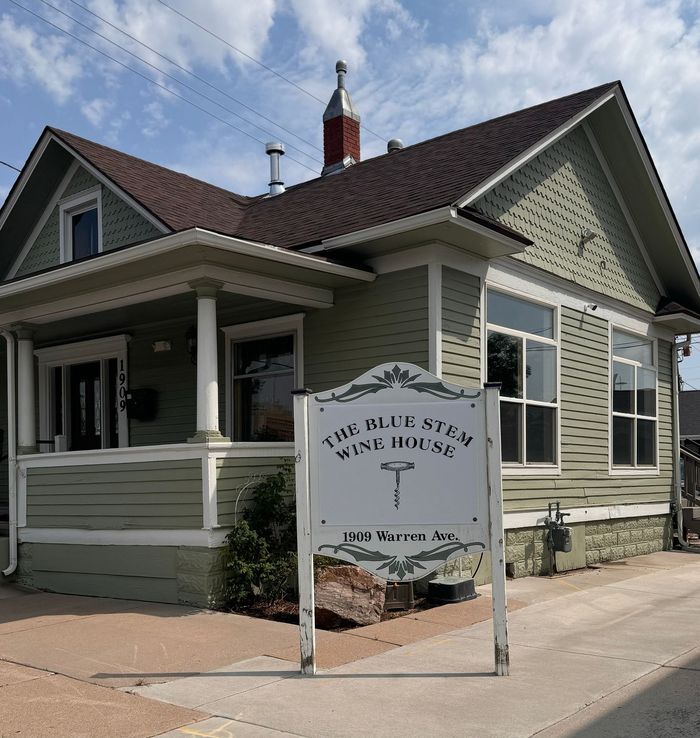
<box><xmin>0</xmin><ymin>13</ymin><xmax>84</xmax><ymax>103</ymax></box>
<box><xmin>81</xmin><ymin>97</ymin><xmax>112</xmax><ymax>125</ymax></box>
<box><xmin>141</xmin><ymin>100</ymin><xmax>169</xmax><ymax>137</ymax></box>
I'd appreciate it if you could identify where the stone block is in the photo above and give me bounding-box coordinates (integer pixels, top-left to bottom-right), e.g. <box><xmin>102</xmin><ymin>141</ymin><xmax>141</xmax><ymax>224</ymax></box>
<box><xmin>589</xmin><ymin>534</ymin><xmax>606</xmax><ymax>550</ymax></box>
<box><xmin>610</xmin><ymin>546</ymin><xmax>626</xmax><ymax>560</ymax></box>
<box><xmin>505</xmin><ymin>545</ymin><xmax>526</xmax><ymax>564</ymax></box>
<box><xmin>637</xmin><ymin>541</ymin><xmax>653</xmax><ymax>556</ymax></box>
<box><xmin>602</xmin><ymin>533</ymin><xmax>617</xmax><ymax>548</ymax></box>
<box><xmin>623</xmin><ymin>545</ymin><xmax>638</xmax><ymax>558</ymax></box>
<box><xmin>586</xmin><ymin>549</ymin><xmax>601</xmax><ymax>565</ymax></box>
<box><xmin>507</xmin><ymin>529</ymin><xmax>535</xmax><ymax>545</ymax></box>
<box><xmin>617</xmin><ymin>530</ymin><xmax>631</xmax><ymax>544</ymax></box>
<box><xmin>629</xmin><ymin>529</ymin><xmax>645</xmax><ymax>543</ymax></box>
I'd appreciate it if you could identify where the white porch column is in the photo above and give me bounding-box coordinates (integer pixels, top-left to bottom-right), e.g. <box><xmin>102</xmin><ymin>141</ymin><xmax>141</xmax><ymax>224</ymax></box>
<box><xmin>16</xmin><ymin>327</ymin><xmax>36</xmax><ymax>455</ymax></box>
<box><xmin>189</xmin><ymin>280</ymin><xmax>227</xmax><ymax>442</ymax></box>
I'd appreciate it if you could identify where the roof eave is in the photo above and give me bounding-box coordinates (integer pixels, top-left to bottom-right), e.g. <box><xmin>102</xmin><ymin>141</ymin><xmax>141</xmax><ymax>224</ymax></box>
<box><xmin>302</xmin><ymin>206</ymin><xmax>531</xmax><ymax>259</ymax></box>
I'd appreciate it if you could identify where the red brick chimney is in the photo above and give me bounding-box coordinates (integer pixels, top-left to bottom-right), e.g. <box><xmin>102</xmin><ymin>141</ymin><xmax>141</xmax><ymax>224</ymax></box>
<box><xmin>322</xmin><ymin>60</ymin><xmax>360</xmax><ymax>175</ymax></box>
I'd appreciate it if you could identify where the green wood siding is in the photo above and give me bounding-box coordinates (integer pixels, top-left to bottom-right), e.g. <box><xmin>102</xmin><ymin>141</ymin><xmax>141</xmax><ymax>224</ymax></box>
<box><xmin>216</xmin><ymin>456</ymin><xmax>294</xmax><ymax>527</ymax></box>
<box><xmin>128</xmin><ymin>320</ymin><xmax>197</xmax><ymax>446</ymax></box>
<box><xmin>25</xmin><ymin>459</ymin><xmax>203</xmax><ymax>528</ymax></box>
<box><xmin>503</xmin><ymin>307</ymin><xmax>673</xmax><ymax>510</ymax></box>
<box><xmin>15</xmin><ymin>166</ymin><xmax>162</xmax><ymax>278</ymax></box>
<box><xmin>476</xmin><ymin>127</ymin><xmax>660</xmax><ymax>312</ymax></box>
<box><xmin>304</xmin><ymin>267</ymin><xmax>429</xmax><ymax>391</ymax></box>
<box><xmin>441</xmin><ymin>267</ymin><xmax>480</xmax><ymax>386</ymax></box>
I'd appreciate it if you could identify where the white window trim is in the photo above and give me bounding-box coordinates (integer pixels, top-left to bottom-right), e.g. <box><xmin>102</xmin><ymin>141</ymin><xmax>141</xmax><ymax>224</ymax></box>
<box><xmin>221</xmin><ymin>313</ymin><xmax>304</xmax><ymax>441</ymax></box>
<box><xmin>484</xmin><ymin>283</ymin><xmax>561</xmax><ymax>475</ymax></box>
<box><xmin>59</xmin><ymin>186</ymin><xmax>103</xmax><ymax>263</ymax></box>
<box><xmin>36</xmin><ymin>334</ymin><xmax>129</xmax><ymax>451</ymax></box>
<box><xmin>608</xmin><ymin>324</ymin><xmax>660</xmax><ymax>476</ymax></box>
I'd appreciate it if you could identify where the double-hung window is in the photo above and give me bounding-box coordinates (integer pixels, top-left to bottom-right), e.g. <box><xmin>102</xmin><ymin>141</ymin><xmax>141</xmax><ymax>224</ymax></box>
<box><xmin>59</xmin><ymin>187</ymin><xmax>102</xmax><ymax>262</ymax></box>
<box><xmin>486</xmin><ymin>288</ymin><xmax>558</xmax><ymax>468</ymax></box>
<box><xmin>223</xmin><ymin>314</ymin><xmax>303</xmax><ymax>442</ymax></box>
<box><xmin>611</xmin><ymin>328</ymin><xmax>657</xmax><ymax>469</ymax></box>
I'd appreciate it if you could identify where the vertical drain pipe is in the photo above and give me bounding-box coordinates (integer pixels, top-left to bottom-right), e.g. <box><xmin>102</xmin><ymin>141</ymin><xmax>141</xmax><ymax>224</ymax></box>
<box><xmin>2</xmin><ymin>330</ymin><xmax>16</xmax><ymax>576</ymax></box>
<box><xmin>673</xmin><ymin>337</ymin><xmax>700</xmax><ymax>553</ymax></box>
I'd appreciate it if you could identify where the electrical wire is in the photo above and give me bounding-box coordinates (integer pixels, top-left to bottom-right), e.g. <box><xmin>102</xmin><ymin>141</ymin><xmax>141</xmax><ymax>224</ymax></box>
<box><xmin>0</xmin><ymin>160</ymin><xmax>21</xmax><ymax>173</ymax></box>
<box><xmin>65</xmin><ymin>0</ymin><xmax>322</xmax><ymax>155</ymax></box>
<box><xmin>7</xmin><ymin>0</ymin><xmax>320</xmax><ymax>174</ymax></box>
<box><xmin>155</xmin><ymin>0</ymin><xmax>388</xmax><ymax>143</ymax></box>
<box><xmin>33</xmin><ymin>0</ymin><xmax>322</xmax><ymax>165</ymax></box>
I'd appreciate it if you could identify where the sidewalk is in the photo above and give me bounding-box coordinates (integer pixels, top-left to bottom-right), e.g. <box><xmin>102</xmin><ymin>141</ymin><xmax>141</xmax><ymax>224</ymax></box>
<box><xmin>1</xmin><ymin>551</ymin><xmax>699</xmax><ymax>737</ymax></box>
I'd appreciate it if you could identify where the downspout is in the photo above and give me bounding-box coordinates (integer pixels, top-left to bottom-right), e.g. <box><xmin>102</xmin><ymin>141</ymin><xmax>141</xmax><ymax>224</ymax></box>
<box><xmin>1</xmin><ymin>330</ymin><xmax>16</xmax><ymax>576</ymax></box>
<box><xmin>673</xmin><ymin>335</ymin><xmax>700</xmax><ymax>552</ymax></box>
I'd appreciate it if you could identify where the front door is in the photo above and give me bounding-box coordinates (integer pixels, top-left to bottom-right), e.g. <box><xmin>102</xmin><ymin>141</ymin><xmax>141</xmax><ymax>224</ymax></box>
<box><xmin>69</xmin><ymin>361</ymin><xmax>102</xmax><ymax>451</ymax></box>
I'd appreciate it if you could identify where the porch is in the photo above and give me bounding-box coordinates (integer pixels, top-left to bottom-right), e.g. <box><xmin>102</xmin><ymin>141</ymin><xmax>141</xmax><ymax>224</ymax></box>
<box><xmin>0</xmin><ymin>228</ymin><xmax>375</xmax><ymax>601</ymax></box>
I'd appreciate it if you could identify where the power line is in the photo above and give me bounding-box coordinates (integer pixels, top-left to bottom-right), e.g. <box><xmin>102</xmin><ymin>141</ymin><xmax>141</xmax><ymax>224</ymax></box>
<box><xmin>7</xmin><ymin>0</ymin><xmax>319</xmax><ymax>174</ymax></box>
<box><xmin>65</xmin><ymin>0</ymin><xmax>322</xmax><ymax>155</ymax></box>
<box><xmin>0</xmin><ymin>160</ymin><xmax>21</xmax><ymax>173</ymax></box>
<box><xmin>155</xmin><ymin>0</ymin><xmax>388</xmax><ymax>143</ymax></box>
<box><xmin>34</xmin><ymin>0</ymin><xmax>322</xmax><ymax>165</ymax></box>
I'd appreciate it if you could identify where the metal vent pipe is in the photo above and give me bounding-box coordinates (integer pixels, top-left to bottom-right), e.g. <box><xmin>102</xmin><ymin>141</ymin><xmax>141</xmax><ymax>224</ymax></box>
<box><xmin>266</xmin><ymin>142</ymin><xmax>285</xmax><ymax>196</ymax></box>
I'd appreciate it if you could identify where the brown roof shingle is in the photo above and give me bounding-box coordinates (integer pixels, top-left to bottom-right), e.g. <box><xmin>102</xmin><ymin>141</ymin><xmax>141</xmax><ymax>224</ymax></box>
<box><xmin>47</xmin><ymin>82</ymin><xmax>619</xmax><ymax>249</ymax></box>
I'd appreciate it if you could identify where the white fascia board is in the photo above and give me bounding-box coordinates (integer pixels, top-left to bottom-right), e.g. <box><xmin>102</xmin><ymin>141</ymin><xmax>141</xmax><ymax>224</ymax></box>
<box><xmin>0</xmin><ymin>228</ymin><xmax>374</xmax><ymax>301</ymax></box>
<box><xmin>457</xmin><ymin>91</ymin><xmax>617</xmax><ymax>207</ymax></box>
<box><xmin>610</xmin><ymin>88</ymin><xmax>700</xmax><ymax>302</ymax></box>
<box><xmin>0</xmin><ymin>135</ymin><xmax>51</xmax><ymax>233</ymax></box>
<box><xmin>49</xmin><ymin>134</ymin><xmax>168</xmax><ymax>234</ymax></box>
<box><xmin>582</xmin><ymin>122</ymin><xmax>665</xmax><ymax>296</ymax></box>
<box><xmin>504</xmin><ymin>501</ymin><xmax>670</xmax><ymax>529</ymax></box>
<box><xmin>306</xmin><ymin>207</ymin><xmax>529</xmax><ymax>254</ymax></box>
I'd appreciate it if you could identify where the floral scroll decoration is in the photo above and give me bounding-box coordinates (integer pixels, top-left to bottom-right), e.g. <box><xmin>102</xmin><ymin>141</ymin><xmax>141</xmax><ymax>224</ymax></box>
<box><xmin>318</xmin><ymin>540</ymin><xmax>486</xmax><ymax>580</ymax></box>
<box><xmin>315</xmin><ymin>365</ymin><xmax>481</xmax><ymax>404</ymax></box>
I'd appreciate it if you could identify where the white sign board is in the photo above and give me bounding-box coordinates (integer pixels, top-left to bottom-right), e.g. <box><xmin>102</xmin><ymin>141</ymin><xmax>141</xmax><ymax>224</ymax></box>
<box><xmin>293</xmin><ymin>363</ymin><xmax>509</xmax><ymax>676</ymax></box>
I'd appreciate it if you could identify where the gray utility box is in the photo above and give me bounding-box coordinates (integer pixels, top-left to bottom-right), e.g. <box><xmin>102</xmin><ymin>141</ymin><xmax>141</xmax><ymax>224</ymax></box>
<box><xmin>428</xmin><ymin>576</ymin><xmax>477</xmax><ymax>604</ymax></box>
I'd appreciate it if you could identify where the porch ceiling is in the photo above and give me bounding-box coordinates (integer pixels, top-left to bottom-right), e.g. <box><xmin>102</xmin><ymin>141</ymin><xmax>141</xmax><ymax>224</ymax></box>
<box><xmin>0</xmin><ymin>229</ymin><xmax>375</xmax><ymax>325</ymax></box>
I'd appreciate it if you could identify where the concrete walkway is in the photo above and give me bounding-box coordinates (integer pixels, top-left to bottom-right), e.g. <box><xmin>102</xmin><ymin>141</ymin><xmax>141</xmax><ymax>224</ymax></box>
<box><xmin>2</xmin><ymin>551</ymin><xmax>700</xmax><ymax>737</ymax></box>
<box><xmin>135</xmin><ymin>551</ymin><xmax>700</xmax><ymax>738</ymax></box>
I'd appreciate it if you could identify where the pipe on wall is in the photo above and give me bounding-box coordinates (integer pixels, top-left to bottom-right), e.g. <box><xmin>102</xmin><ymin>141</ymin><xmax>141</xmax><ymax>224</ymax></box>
<box><xmin>1</xmin><ymin>330</ymin><xmax>17</xmax><ymax>576</ymax></box>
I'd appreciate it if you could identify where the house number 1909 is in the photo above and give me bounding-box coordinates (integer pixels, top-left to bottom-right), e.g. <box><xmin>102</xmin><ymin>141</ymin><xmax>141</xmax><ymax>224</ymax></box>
<box><xmin>118</xmin><ymin>359</ymin><xmax>127</xmax><ymax>411</ymax></box>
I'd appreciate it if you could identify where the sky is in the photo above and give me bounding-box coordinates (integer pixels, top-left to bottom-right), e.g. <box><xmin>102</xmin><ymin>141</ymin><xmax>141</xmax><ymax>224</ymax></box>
<box><xmin>1</xmin><ymin>0</ymin><xmax>700</xmax><ymax>381</ymax></box>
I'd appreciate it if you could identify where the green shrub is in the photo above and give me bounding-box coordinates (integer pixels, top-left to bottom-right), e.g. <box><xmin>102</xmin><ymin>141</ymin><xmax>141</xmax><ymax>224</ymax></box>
<box><xmin>222</xmin><ymin>465</ymin><xmax>296</xmax><ymax>608</ymax></box>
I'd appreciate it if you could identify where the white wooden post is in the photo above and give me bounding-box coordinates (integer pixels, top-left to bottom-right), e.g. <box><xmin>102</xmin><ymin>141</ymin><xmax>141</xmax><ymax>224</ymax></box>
<box><xmin>484</xmin><ymin>382</ymin><xmax>510</xmax><ymax>676</ymax></box>
<box><xmin>189</xmin><ymin>280</ymin><xmax>226</xmax><ymax>442</ymax></box>
<box><xmin>16</xmin><ymin>327</ymin><xmax>36</xmax><ymax>455</ymax></box>
<box><xmin>293</xmin><ymin>389</ymin><xmax>316</xmax><ymax>675</ymax></box>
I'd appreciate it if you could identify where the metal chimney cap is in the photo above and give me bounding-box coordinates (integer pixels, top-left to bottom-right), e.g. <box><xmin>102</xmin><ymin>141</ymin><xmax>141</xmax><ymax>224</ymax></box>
<box><xmin>336</xmin><ymin>59</ymin><xmax>348</xmax><ymax>74</ymax></box>
<box><xmin>387</xmin><ymin>138</ymin><xmax>404</xmax><ymax>153</ymax></box>
<box><xmin>265</xmin><ymin>141</ymin><xmax>285</xmax><ymax>155</ymax></box>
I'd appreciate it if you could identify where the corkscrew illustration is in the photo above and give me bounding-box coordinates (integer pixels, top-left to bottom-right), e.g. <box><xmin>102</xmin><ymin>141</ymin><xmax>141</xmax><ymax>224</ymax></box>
<box><xmin>380</xmin><ymin>461</ymin><xmax>415</xmax><ymax>509</ymax></box>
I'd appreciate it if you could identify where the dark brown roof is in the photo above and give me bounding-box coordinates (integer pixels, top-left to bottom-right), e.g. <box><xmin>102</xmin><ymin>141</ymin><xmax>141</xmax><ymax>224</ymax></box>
<box><xmin>237</xmin><ymin>81</ymin><xmax>619</xmax><ymax>248</ymax></box>
<box><xmin>46</xmin><ymin>82</ymin><xmax>618</xmax><ymax>248</ymax></box>
<box><xmin>49</xmin><ymin>128</ymin><xmax>253</xmax><ymax>234</ymax></box>
<box><xmin>656</xmin><ymin>299</ymin><xmax>700</xmax><ymax>320</ymax></box>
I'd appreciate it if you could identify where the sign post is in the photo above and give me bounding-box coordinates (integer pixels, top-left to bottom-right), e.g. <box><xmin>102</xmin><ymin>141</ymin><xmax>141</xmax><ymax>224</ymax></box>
<box><xmin>293</xmin><ymin>363</ymin><xmax>509</xmax><ymax>676</ymax></box>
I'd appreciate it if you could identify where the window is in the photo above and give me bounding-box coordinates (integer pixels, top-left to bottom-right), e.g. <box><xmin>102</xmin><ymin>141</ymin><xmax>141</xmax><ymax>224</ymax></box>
<box><xmin>486</xmin><ymin>288</ymin><xmax>558</xmax><ymax>467</ymax></box>
<box><xmin>223</xmin><ymin>314</ymin><xmax>303</xmax><ymax>442</ymax></box>
<box><xmin>59</xmin><ymin>187</ymin><xmax>102</xmax><ymax>262</ymax></box>
<box><xmin>611</xmin><ymin>328</ymin><xmax>657</xmax><ymax>469</ymax></box>
<box><xmin>37</xmin><ymin>336</ymin><xmax>129</xmax><ymax>452</ymax></box>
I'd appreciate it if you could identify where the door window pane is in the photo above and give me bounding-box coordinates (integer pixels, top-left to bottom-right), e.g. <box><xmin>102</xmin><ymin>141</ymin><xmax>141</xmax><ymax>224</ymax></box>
<box><xmin>526</xmin><ymin>342</ymin><xmax>557</xmax><ymax>403</ymax></box>
<box><xmin>612</xmin><ymin>329</ymin><xmax>653</xmax><ymax>365</ymax></box>
<box><xmin>612</xmin><ymin>416</ymin><xmax>634</xmax><ymax>466</ymax></box>
<box><xmin>637</xmin><ymin>419</ymin><xmax>656</xmax><ymax>466</ymax></box>
<box><xmin>487</xmin><ymin>331</ymin><xmax>522</xmax><ymax>399</ymax></box>
<box><xmin>235</xmin><ymin>335</ymin><xmax>293</xmax><ymax>376</ymax></box>
<box><xmin>500</xmin><ymin>402</ymin><xmax>522</xmax><ymax>463</ymax></box>
<box><xmin>637</xmin><ymin>368</ymin><xmax>656</xmax><ymax>417</ymax></box>
<box><xmin>71</xmin><ymin>208</ymin><xmax>98</xmax><ymax>260</ymax></box>
<box><xmin>612</xmin><ymin>362</ymin><xmax>634</xmax><ymax>414</ymax></box>
<box><xmin>487</xmin><ymin>291</ymin><xmax>554</xmax><ymax>338</ymax></box>
<box><xmin>526</xmin><ymin>405</ymin><xmax>556</xmax><ymax>464</ymax></box>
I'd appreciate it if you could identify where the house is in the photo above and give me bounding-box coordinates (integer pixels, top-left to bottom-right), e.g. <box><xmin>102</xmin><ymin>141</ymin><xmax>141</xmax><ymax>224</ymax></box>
<box><xmin>1</xmin><ymin>63</ymin><xmax>699</xmax><ymax>604</ymax></box>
